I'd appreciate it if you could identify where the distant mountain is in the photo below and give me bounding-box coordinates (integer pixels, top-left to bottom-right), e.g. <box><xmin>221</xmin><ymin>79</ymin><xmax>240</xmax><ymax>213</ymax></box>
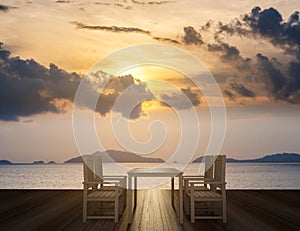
<box><xmin>1</xmin><ymin>152</ymin><xmax>299</xmax><ymax>165</ymax></box>
<box><xmin>65</xmin><ymin>150</ymin><xmax>164</xmax><ymax>163</ymax></box>
<box><xmin>0</xmin><ymin>160</ymin><xmax>12</xmax><ymax>165</ymax></box>
<box><xmin>32</xmin><ymin>160</ymin><xmax>45</xmax><ymax>165</ymax></box>
<box><xmin>0</xmin><ymin>160</ymin><xmax>56</xmax><ymax>165</ymax></box>
<box><xmin>193</xmin><ymin>153</ymin><xmax>300</xmax><ymax>163</ymax></box>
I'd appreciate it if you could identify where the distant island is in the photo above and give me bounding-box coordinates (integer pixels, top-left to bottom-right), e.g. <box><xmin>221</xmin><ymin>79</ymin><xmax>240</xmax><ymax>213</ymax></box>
<box><xmin>65</xmin><ymin>150</ymin><xmax>164</xmax><ymax>163</ymax></box>
<box><xmin>33</xmin><ymin>161</ymin><xmax>45</xmax><ymax>165</ymax></box>
<box><xmin>0</xmin><ymin>160</ymin><xmax>56</xmax><ymax>165</ymax></box>
<box><xmin>193</xmin><ymin>153</ymin><xmax>300</xmax><ymax>163</ymax></box>
<box><xmin>0</xmin><ymin>160</ymin><xmax>12</xmax><ymax>165</ymax></box>
<box><xmin>1</xmin><ymin>152</ymin><xmax>300</xmax><ymax>165</ymax></box>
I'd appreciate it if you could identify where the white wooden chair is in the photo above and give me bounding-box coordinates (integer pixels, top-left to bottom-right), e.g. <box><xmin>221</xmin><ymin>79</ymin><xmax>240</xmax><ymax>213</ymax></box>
<box><xmin>82</xmin><ymin>155</ymin><xmax>127</xmax><ymax>223</ymax></box>
<box><xmin>185</xmin><ymin>155</ymin><xmax>227</xmax><ymax>223</ymax></box>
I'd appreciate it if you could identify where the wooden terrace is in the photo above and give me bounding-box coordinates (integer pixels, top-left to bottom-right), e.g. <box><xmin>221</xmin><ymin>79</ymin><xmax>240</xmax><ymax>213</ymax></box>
<box><xmin>0</xmin><ymin>189</ymin><xmax>299</xmax><ymax>231</ymax></box>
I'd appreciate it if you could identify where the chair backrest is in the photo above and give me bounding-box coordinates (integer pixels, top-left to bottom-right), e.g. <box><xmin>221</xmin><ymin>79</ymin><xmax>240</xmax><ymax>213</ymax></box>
<box><xmin>83</xmin><ymin>155</ymin><xmax>103</xmax><ymax>183</ymax></box>
<box><xmin>204</xmin><ymin>155</ymin><xmax>214</xmax><ymax>179</ymax></box>
<box><xmin>213</xmin><ymin>155</ymin><xmax>226</xmax><ymax>187</ymax></box>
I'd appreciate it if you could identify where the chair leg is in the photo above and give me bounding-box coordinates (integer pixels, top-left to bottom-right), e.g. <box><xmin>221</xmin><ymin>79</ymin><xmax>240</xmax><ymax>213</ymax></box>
<box><xmin>191</xmin><ymin>196</ymin><xmax>195</xmax><ymax>223</ymax></box>
<box><xmin>124</xmin><ymin>189</ymin><xmax>127</xmax><ymax>209</ymax></box>
<box><xmin>115</xmin><ymin>195</ymin><xmax>119</xmax><ymax>223</ymax></box>
<box><xmin>183</xmin><ymin>193</ymin><xmax>188</xmax><ymax>215</ymax></box>
<box><xmin>222</xmin><ymin>194</ymin><xmax>227</xmax><ymax>223</ymax></box>
<box><xmin>83</xmin><ymin>194</ymin><xmax>87</xmax><ymax>223</ymax></box>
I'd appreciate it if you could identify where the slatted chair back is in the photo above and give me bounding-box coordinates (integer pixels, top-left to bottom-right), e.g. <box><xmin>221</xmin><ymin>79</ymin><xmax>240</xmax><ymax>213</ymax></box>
<box><xmin>213</xmin><ymin>155</ymin><xmax>226</xmax><ymax>189</ymax></box>
<box><xmin>204</xmin><ymin>155</ymin><xmax>214</xmax><ymax>179</ymax></box>
<box><xmin>83</xmin><ymin>155</ymin><xmax>103</xmax><ymax>189</ymax></box>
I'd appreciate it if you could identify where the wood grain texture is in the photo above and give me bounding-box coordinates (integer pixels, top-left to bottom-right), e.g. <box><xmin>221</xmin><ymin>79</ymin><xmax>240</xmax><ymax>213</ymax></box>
<box><xmin>0</xmin><ymin>189</ymin><xmax>299</xmax><ymax>231</ymax></box>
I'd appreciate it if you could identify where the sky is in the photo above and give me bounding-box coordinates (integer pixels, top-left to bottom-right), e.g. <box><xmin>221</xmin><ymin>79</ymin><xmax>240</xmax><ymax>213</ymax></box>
<box><xmin>0</xmin><ymin>0</ymin><xmax>300</xmax><ymax>163</ymax></box>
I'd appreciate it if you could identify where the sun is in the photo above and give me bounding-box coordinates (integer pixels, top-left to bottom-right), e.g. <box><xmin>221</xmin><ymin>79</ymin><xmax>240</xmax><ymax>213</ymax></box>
<box><xmin>119</xmin><ymin>66</ymin><xmax>152</xmax><ymax>82</ymax></box>
<box><xmin>118</xmin><ymin>64</ymin><xmax>198</xmax><ymax>99</ymax></box>
<box><xmin>118</xmin><ymin>65</ymin><xmax>186</xmax><ymax>84</ymax></box>
<box><xmin>117</xmin><ymin>65</ymin><xmax>199</xmax><ymax>111</ymax></box>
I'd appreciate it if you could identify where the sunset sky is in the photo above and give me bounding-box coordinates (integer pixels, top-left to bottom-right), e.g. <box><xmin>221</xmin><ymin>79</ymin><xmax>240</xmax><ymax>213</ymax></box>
<box><xmin>0</xmin><ymin>0</ymin><xmax>300</xmax><ymax>163</ymax></box>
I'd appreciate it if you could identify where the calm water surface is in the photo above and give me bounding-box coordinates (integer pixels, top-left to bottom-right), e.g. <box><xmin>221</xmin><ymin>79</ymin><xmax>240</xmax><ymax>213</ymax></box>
<box><xmin>0</xmin><ymin>163</ymin><xmax>299</xmax><ymax>189</ymax></box>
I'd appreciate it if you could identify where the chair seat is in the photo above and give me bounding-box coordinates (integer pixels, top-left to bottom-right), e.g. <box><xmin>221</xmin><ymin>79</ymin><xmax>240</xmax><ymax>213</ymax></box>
<box><xmin>99</xmin><ymin>186</ymin><xmax>120</xmax><ymax>191</ymax></box>
<box><xmin>192</xmin><ymin>186</ymin><xmax>210</xmax><ymax>191</ymax></box>
<box><xmin>88</xmin><ymin>190</ymin><xmax>120</xmax><ymax>199</ymax></box>
<box><xmin>189</xmin><ymin>190</ymin><xmax>222</xmax><ymax>199</ymax></box>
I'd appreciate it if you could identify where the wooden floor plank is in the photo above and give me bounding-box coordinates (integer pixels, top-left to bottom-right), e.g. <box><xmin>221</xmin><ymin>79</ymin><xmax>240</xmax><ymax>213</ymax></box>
<box><xmin>0</xmin><ymin>190</ymin><xmax>299</xmax><ymax>231</ymax></box>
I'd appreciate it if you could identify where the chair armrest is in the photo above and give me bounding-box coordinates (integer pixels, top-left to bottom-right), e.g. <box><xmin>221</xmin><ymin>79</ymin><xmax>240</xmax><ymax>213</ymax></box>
<box><xmin>206</xmin><ymin>181</ymin><xmax>227</xmax><ymax>185</ymax></box>
<box><xmin>183</xmin><ymin>175</ymin><xmax>205</xmax><ymax>178</ymax></box>
<box><xmin>103</xmin><ymin>175</ymin><xmax>127</xmax><ymax>180</ymax></box>
<box><xmin>183</xmin><ymin>176</ymin><xmax>205</xmax><ymax>183</ymax></box>
<box><xmin>190</xmin><ymin>181</ymin><xmax>226</xmax><ymax>185</ymax></box>
<box><xmin>103</xmin><ymin>176</ymin><xmax>127</xmax><ymax>188</ymax></box>
<box><xmin>189</xmin><ymin>181</ymin><xmax>226</xmax><ymax>192</ymax></box>
<box><xmin>183</xmin><ymin>175</ymin><xmax>213</xmax><ymax>181</ymax></box>
<box><xmin>83</xmin><ymin>180</ymin><xmax>119</xmax><ymax>186</ymax></box>
<box><xmin>183</xmin><ymin>176</ymin><xmax>214</xmax><ymax>188</ymax></box>
<box><xmin>82</xmin><ymin>181</ymin><xmax>102</xmax><ymax>185</ymax></box>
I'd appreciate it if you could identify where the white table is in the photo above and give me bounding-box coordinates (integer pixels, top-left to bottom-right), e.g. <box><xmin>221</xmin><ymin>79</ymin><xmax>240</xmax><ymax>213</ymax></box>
<box><xmin>127</xmin><ymin>167</ymin><xmax>183</xmax><ymax>224</ymax></box>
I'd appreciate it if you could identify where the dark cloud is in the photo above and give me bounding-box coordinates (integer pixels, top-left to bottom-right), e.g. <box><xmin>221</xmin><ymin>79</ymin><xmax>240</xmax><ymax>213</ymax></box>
<box><xmin>256</xmin><ymin>53</ymin><xmax>287</xmax><ymax>100</ymax></box>
<box><xmin>223</xmin><ymin>90</ymin><xmax>236</xmax><ymax>100</ymax></box>
<box><xmin>94</xmin><ymin>0</ymin><xmax>175</xmax><ymax>9</ymax></box>
<box><xmin>182</xmin><ymin>7</ymin><xmax>300</xmax><ymax>103</ymax></box>
<box><xmin>0</xmin><ymin>5</ymin><xmax>9</xmax><ymax>12</ymax></box>
<box><xmin>183</xmin><ymin>26</ymin><xmax>204</xmax><ymax>45</ymax></box>
<box><xmin>71</xmin><ymin>21</ymin><xmax>181</xmax><ymax>45</ymax></box>
<box><xmin>182</xmin><ymin>24</ymin><xmax>251</xmax><ymax>68</ymax></box>
<box><xmin>160</xmin><ymin>87</ymin><xmax>200</xmax><ymax>110</ymax></box>
<box><xmin>94</xmin><ymin>2</ymin><xmax>110</xmax><ymax>6</ymax></box>
<box><xmin>201</xmin><ymin>20</ymin><xmax>213</xmax><ymax>32</ymax></box>
<box><xmin>217</xmin><ymin>7</ymin><xmax>300</xmax><ymax>58</ymax></box>
<box><xmin>71</xmin><ymin>21</ymin><xmax>150</xmax><ymax>35</ymax></box>
<box><xmin>152</xmin><ymin>36</ymin><xmax>181</xmax><ymax>45</ymax></box>
<box><xmin>0</xmin><ymin>4</ymin><xmax>15</xmax><ymax>12</ymax></box>
<box><xmin>132</xmin><ymin>0</ymin><xmax>175</xmax><ymax>5</ymax></box>
<box><xmin>287</xmin><ymin>62</ymin><xmax>300</xmax><ymax>93</ymax></box>
<box><xmin>208</xmin><ymin>42</ymin><xmax>240</xmax><ymax>60</ymax></box>
<box><xmin>285</xmin><ymin>62</ymin><xmax>300</xmax><ymax>102</ymax></box>
<box><xmin>94</xmin><ymin>1</ymin><xmax>132</xmax><ymax>10</ymax></box>
<box><xmin>94</xmin><ymin>74</ymin><xmax>154</xmax><ymax>119</ymax></box>
<box><xmin>255</xmin><ymin>8</ymin><xmax>283</xmax><ymax>37</ymax></box>
<box><xmin>181</xmin><ymin>87</ymin><xmax>201</xmax><ymax>106</ymax></box>
<box><xmin>230</xmin><ymin>83</ymin><xmax>255</xmax><ymax>97</ymax></box>
<box><xmin>256</xmin><ymin>53</ymin><xmax>300</xmax><ymax>102</ymax></box>
<box><xmin>114</xmin><ymin>3</ymin><xmax>132</xmax><ymax>10</ymax></box>
<box><xmin>55</xmin><ymin>0</ymin><xmax>70</xmax><ymax>3</ymax></box>
<box><xmin>0</xmin><ymin>43</ymin><xmax>81</xmax><ymax>121</ymax></box>
<box><xmin>132</xmin><ymin>0</ymin><xmax>143</xmax><ymax>4</ymax></box>
<box><xmin>128</xmin><ymin>103</ymin><xmax>145</xmax><ymax>119</ymax></box>
<box><xmin>148</xmin><ymin>1</ymin><xmax>175</xmax><ymax>5</ymax></box>
<box><xmin>0</xmin><ymin>43</ymin><xmax>156</xmax><ymax>121</ymax></box>
<box><xmin>207</xmin><ymin>41</ymin><xmax>252</xmax><ymax>71</ymax></box>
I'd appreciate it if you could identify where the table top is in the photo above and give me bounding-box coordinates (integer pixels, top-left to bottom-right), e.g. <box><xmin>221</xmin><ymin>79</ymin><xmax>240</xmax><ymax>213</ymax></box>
<box><xmin>127</xmin><ymin>167</ymin><xmax>182</xmax><ymax>177</ymax></box>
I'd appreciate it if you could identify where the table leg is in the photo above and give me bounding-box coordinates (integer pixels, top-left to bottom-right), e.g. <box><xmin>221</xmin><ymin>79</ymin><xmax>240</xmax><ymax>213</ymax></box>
<box><xmin>179</xmin><ymin>174</ymin><xmax>183</xmax><ymax>224</ymax></box>
<box><xmin>128</xmin><ymin>175</ymin><xmax>132</xmax><ymax>224</ymax></box>
<box><xmin>134</xmin><ymin>177</ymin><xmax>137</xmax><ymax>209</ymax></box>
<box><xmin>171</xmin><ymin>177</ymin><xmax>174</xmax><ymax>207</ymax></box>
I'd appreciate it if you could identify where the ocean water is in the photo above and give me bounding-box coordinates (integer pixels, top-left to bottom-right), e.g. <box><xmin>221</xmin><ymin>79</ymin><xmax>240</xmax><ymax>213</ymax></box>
<box><xmin>0</xmin><ymin>163</ymin><xmax>299</xmax><ymax>189</ymax></box>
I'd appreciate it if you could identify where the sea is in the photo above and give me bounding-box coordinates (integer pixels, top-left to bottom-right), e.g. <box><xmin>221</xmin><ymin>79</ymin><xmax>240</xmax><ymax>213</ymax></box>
<box><xmin>0</xmin><ymin>163</ymin><xmax>299</xmax><ymax>189</ymax></box>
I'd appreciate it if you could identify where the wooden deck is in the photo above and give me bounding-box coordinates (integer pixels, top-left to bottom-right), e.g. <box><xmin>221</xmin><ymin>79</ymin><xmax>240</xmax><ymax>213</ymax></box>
<box><xmin>0</xmin><ymin>189</ymin><xmax>299</xmax><ymax>231</ymax></box>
